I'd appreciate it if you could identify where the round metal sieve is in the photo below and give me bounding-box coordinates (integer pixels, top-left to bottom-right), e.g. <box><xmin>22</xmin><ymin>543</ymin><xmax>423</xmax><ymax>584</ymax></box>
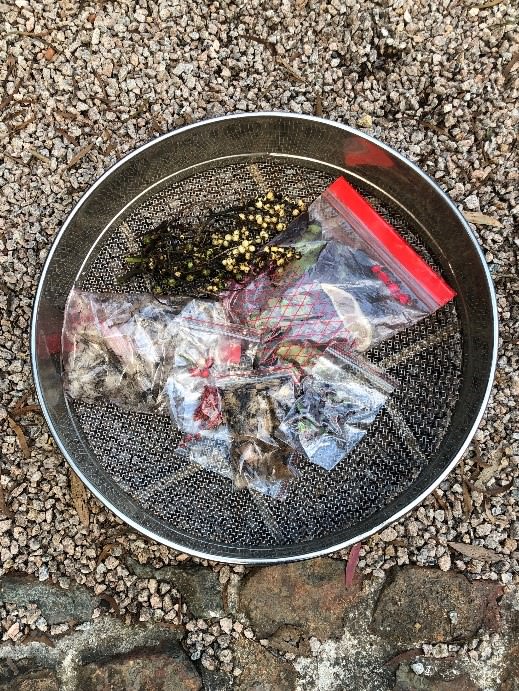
<box><xmin>31</xmin><ymin>114</ymin><xmax>497</xmax><ymax>563</ymax></box>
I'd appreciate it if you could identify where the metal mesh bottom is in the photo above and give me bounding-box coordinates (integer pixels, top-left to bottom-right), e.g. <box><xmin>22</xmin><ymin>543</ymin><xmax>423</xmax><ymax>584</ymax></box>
<box><xmin>73</xmin><ymin>159</ymin><xmax>462</xmax><ymax>549</ymax></box>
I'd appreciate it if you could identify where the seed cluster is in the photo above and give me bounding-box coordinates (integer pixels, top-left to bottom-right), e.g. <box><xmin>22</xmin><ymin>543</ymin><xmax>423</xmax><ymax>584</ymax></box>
<box><xmin>119</xmin><ymin>191</ymin><xmax>306</xmax><ymax>296</ymax></box>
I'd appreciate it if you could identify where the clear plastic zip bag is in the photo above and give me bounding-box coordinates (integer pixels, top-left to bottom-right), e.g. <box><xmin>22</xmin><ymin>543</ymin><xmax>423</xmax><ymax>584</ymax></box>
<box><xmin>166</xmin><ymin>300</ymin><xmax>260</xmax><ymax>438</ymax></box>
<box><xmin>224</xmin><ymin>177</ymin><xmax>456</xmax><ymax>364</ymax></box>
<box><xmin>62</xmin><ymin>289</ymin><xmax>187</xmax><ymax>414</ymax></box>
<box><xmin>173</xmin><ymin>367</ymin><xmax>299</xmax><ymax>499</ymax></box>
<box><xmin>277</xmin><ymin>346</ymin><xmax>395</xmax><ymax>470</ymax></box>
<box><xmin>218</xmin><ymin>367</ymin><xmax>299</xmax><ymax>498</ymax></box>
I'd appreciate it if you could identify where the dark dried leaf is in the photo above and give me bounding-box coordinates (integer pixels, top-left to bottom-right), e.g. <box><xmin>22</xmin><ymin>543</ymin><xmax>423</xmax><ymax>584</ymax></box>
<box><xmin>7</xmin><ymin>416</ymin><xmax>30</xmax><ymax>458</ymax></box>
<box><xmin>420</xmin><ymin>119</ymin><xmax>448</xmax><ymax>136</ymax></box>
<box><xmin>96</xmin><ymin>543</ymin><xmax>115</xmax><ymax>565</ymax></box>
<box><xmin>54</xmin><ymin>109</ymin><xmax>78</xmax><ymax>121</ymax></box>
<box><xmin>433</xmin><ymin>489</ymin><xmax>449</xmax><ymax>513</ymax></box>
<box><xmin>462</xmin><ymin>480</ymin><xmax>473</xmax><ymax>515</ymax></box>
<box><xmin>104</xmin><ymin>141</ymin><xmax>118</xmax><ymax>155</ymax></box>
<box><xmin>484</xmin><ymin>480</ymin><xmax>514</xmax><ymax>497</ymax></box>
<box><xmin>57</xmin><ymin>127</ymin><xmax>78</xmax><ymax>146</ymax></box>
<box><xmin>243</xmin><ymin>34</ymin><xmax>276</xmax><ymax>55</ymax></box>
<box><xmin>9</xmin><ymin>114</ymin><xmax>35</xmax><ymax>134</ymax></box>
<box><xmin>23</xmin><ymin>631</ymin><xmax>55</xmax><ymax>647</ymax></box>
<box><xmin>93</xmin><ymin>69</ymin><xmax>109</xmax><ymax>101</ymax></box>
<box><xmin>384</xmin><ymin>648</ymin><xmax>423</xmax><ymax>668</ymax></box>
<box><xmin>69</xmin><ymin>470</ymin><xmax>90</xmax><ymax>528</ymax></box>
<box><xmin>99</xmin><ymin>593</ymin><xmax>120</xmax><ymax>615</ymax></box>
<box><xmin>9</xmin><ymin>391</ymin><xmax>31</xmax><ymax>415</ymax></box>
<box><xmin>14</xmin><ymin>404</ymin><xmax>41</xmax><ymax>416</ymax></box>
<box><xmin>475</xmin><ymin>0</ymin><xmax>505</xmax><ymax>8</ymax></box>
<box><xmin>448</xmin><ymin>541</ymin><xmax>502</xmax><ymax>562</ymax></box>
<box><xmin>0</xmin><ymin>486</ymin><xmax>13</xmax><ymax>518</ymax></box>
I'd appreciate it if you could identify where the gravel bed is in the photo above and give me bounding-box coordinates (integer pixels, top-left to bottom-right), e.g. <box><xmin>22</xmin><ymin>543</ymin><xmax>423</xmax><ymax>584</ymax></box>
<box><xmin>0</xmin><ymin>0</ymin><xmax>517</xmax><ymax>673</ymax></box>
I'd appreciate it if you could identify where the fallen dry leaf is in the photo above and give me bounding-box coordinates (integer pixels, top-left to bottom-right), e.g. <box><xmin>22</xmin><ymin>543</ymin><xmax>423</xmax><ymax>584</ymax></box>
<box><xmin>475</xmin><ymin>0</ymin><xmax>505</xmax><ymax>8</ymax></box>
<box><xmin>462</xmin><ymin>480</ymin><xmax>473</xmax><ymax>516</ymax></box>
<box><xmin>99</xmin><ymin>593</ymin><xmax>120</xmax><ymax>616</ymax></box>
<box><xmin>384</xmin><ymin>648</ymin><xmax>423</xmax><ymax>668</ymax></box>
<box><xmin>0</xmin><ymin>486</ymin><xmax>13</xmax><ymax>518</ymax></box>
<box><xmin>503</xmin><ymin>52</ymin><xmax>519</xmax><ymax>80</ymax></box>
<box><xmin>9</xmin><ymin>390</ymin><xmax>31</xmax><ymax>415</ymax></box>
<box><xmin>23</xmin><ymin>631</ymin><xmax>55</xmax><ymax>647</ymax></box>
<box><xmin>474</xmin><ymin>459</ymin><xmax>502</xmax><ymax>490</ymax></box>
<box><xmin>87</xmin><ymin>12</ymin><xmax>97</xmax><ymax>23</ymax></box>
<box><xmin>7</xmin><ymin>416</ymin><xmax>30</xmax><ymax>458</ymax></box>
<box><xmin>69</xmin><ymin>470</ymin><xmax>90</xmax><ymax>528</ymax></box>
<box><xmin>463</xmin><ymin>211</ymin><xmax>503</xmax><ymax>228</ymax></box>
<box><xmin>345</xmin><ymin>542</ymin><xmax>362</xmax><ymax>587</ymax></box>
<box><xmin>484</xmin><ymin>480</ymin><xmax>514</xmax><ymax>497</ymax></box>
<box><xmin>96</xmin><ymin>542</ymin><xmax>115</xmax><ymax>565</ymax></box>
<box><xmin>44</xmin><ymin>46</ymin><xmax>56</xmax><ymax>61</ymax></box>
<box><xmin>448</xmin><ymin>541</ymin><xmax>502</xmax><ymax>562</ymax></box>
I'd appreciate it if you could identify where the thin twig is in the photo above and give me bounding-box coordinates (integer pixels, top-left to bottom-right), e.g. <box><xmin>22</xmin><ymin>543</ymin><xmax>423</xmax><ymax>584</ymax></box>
<box><xmin>276</xmin><ymin>58</ymin><xmax>305</xmax><ymax>83</ymax></box>
<box><xmin>461</xmin><ymin>458</ymin><xmax>473</xmax><ymax>516</ymax></box>
<box><xmin>8</xmin><ymin>113</ymin><xmax>35</xmax><ymax>134</ymax></box>
<box><xmin>1</xmin><ymin>55</ymin><xmax>16</xmax><ymax>91</ymax></box>
<box><xmin>56</xmin><ymin>127</ymin><xmax>78</xmax><ymax>146</ymax></box>
<box><xmin>4</xmin><ymin>30</ymin><xmax>60</xmax><ymax>53</ymax></box>
<box><xmin>66</xmin><ymin>142</ymin><xmax>94</xmax><ymax>169</ymax></box>
<box><xmin>243</xmin><ymin>34</ymin><xmax>276</xmax><ymax>55</ymax></box>
<box><xmin>4</xmin><ymin>30</ymin><xmax>50</xmax><ymax>38</ymax></box>
<box><xmin>0</xmin><ymin>76</ymin><xmax>23</xmax><ymax>111</ymax></box>
<box><xmin>2</xmin><ymin>151</ymin><xmax>22</xmax><ymax>163</ymax></box>
<box><xmin>28</xmin><ymin>148</ymin><xmax>50</xmax><ymax>163</ymax></box>
<box><xmin>1</xmin><ymin>58</ymin><xmax>34</xmax><ymax>112</ymax></box>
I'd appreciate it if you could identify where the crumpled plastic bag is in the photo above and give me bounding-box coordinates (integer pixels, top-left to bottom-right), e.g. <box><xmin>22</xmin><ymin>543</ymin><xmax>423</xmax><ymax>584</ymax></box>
<box><xmin>62</xmin><ymin>289</ymin><xmax>187</xmax><ymax>414</ymax></box>
<box><xmin>278</xmin><ymin>346</ymin><xmax>395</xmax><ymax>470</ymax></box>
<box><xmin>224</xmin><ymin>177</ymin><xmax>456</xmax><ymax>364</ymax></box>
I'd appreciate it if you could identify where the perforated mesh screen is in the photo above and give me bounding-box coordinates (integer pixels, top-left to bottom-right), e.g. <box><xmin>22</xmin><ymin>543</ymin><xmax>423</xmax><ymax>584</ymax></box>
<box><xmin>73</xmin><ymin>159</ymin><xmax>462</xmax><ymax>549</ymax></box>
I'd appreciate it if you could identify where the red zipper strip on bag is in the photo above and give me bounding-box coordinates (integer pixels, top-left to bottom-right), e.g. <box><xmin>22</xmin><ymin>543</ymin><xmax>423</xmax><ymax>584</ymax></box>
<box><xmin>326</xmin><ymin>177</ymin><xmax>456</xmax><ymax>307</ymax></box>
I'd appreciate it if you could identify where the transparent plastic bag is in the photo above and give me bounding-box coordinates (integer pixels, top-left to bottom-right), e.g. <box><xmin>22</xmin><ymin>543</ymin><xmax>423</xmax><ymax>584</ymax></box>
<box><xmin>62</xmin><ymin>288</ymin><xmax>187</xmax><ymax>414</ymax></box>
<box><xmin>218</xmin><ymin>368</ymin><xmax>299</xmax><ymax>498</ymax></box>
<box><xmin>173</xmin><ymin>367</ymin><xmax>299</xmax><ymax>499</ymax></box>
<box><xmin>172</xmin><ymin>299</ymin><xmax>259</xmax><ymax>370</ymax></box>
<box><xmin>278</xmin><ymin>346</ymin><xmax>395</xmax><ymax>470</ymax></box>
<box><xmin>166</xmin><ymin>299</ymin><xmax>260</xmax><ymax>438</ymax></box>
<box><xmin>224</xmin><ymin>177</ymin><xmax>456</xmax><ymax>363</ymax></box>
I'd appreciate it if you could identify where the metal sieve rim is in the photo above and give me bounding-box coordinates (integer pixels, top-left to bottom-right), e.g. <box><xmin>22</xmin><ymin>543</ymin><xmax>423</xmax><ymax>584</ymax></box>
<box><xmin>30</xmin><ymin>113</ymin><xmax>498</xmax><ymax>563</ymax></box>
